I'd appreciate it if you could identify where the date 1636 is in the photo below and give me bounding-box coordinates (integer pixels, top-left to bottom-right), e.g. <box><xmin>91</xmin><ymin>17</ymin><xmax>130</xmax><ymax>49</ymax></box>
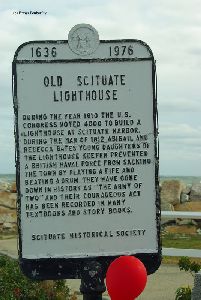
<box><xmin>31</xmin><ymin>47</ymin><xmax>57</xmax><ymax>58</ymax></box>
<box><xmin>109</xmin><ymin>45</ymin><xmax>134</xmax><ymax>57</ymax></box>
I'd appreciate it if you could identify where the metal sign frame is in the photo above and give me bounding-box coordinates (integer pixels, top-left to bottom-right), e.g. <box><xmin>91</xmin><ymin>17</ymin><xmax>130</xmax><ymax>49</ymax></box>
<box><xmin>13</xmin><ymin>37</ymin><xmax>161</xmax><ymax>280</ymax></box>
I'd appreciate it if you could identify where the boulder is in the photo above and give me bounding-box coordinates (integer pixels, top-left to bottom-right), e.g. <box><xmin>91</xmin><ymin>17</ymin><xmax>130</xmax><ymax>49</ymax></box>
<box><xmin>180</xmin><ymin>192</ymin><xmax>189</xmax><ymax>203</ymax></box>
<box><xmin>0</xmin><ymin>192</ymin><xmax>17</xmax><ymax>209</ymax></box>
<box><xmin>10</xmin><ymin>182</ymin><xmax>17</xmax><ymax>193</ymax></box>
<box><xmin>183</xmin><ymin>185</ymin><xmax>192</xmax><ymax>195</ymax></box>
<box><xmin>190</xmin><ymin>183</ymin><xmax>201</xmax><ymax>201</ymax></box>
<box><xmin>159</xmin><ymin>183</ymin><xmax>162</xmax><ymax>192</ymax></box>
<box><xmin>174</xmin><ymin>202</ymin><xmax>201</xmax><ymax>227</ymax></box>
<box><xmin>0</xmin><ymin>181</ymin><xmax>10</xmax><ymax>191</ymax></box>
<box><xmin>176</xmin><ymin>218</ymin><xmax>197</xmax><ymax>226</ymax></box>
<box><xmin>0</xmin><ymin>186</ymin><xmax>18</xmax><ymax>235</ymax></box>
<box><xmin>2</xmin><ymin>222</ymin><xmax>16</xmax><ymax>231</ymax></box>
<box><xmin>161</xmin><ymin>202</ymin><xmax>174</xmax><ymax>211</ymax></box>
<box><xmin>0</xmin><ymin>206</ymin><xmax>17</xmax><ymax>224</ymax></box>
<box><xmin>174</xmin><ymin>201</ymin><xmax>201</xmax><ymax>212</ymax></box>
<box><xmin>165</xmin><ymin>225</ymin><xmax>197</xmax><ymax>235</ymax></box>
<box><xmin>0</xmin><ymin>205</ymin><xmax>17</xmax><ymax>233</ymax></box>
<box><xmin>197</xmin><ymin>229</ymin><xmax>201</xmax><ymax>235</ymax></box>
<box><xmin>160</xmin><ymin>180</ymin><xmax>186</xmax><ymax>205</ymax></box>
<box><xmin>161</xmin><ymin>202</ymin><xmax>175</xmax><ymax>225</ymax></box>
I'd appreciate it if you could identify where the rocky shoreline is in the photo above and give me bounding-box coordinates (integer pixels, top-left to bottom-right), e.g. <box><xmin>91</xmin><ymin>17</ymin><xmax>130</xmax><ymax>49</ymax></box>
<box><xmin>1</xmin><ymin>180</ymin><xmax>201</xmax><ymax>233</ymax></box>
<box><xmin>0</xmin><ymin>181</ymin><xmax>17</xmax><ymax>232</ymax></box>
<box><xmin>161</xmin><ymin>180</ymin><xmax>201</xmax><ymax>224</ymax></box>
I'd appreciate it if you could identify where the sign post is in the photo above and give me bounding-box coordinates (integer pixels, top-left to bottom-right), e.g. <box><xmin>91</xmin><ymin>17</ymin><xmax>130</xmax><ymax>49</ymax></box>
<box><xmin>13</xmin><ymin>24</ymin><xmax>160</xmax><ymax>298</ymax></box>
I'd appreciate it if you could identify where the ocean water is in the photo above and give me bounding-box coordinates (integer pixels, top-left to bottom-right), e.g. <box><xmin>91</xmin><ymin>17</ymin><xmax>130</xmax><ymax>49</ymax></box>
<box><xmin>160</xmin><ymin>176</ymin><xmax>201</xmax><ymax>186</ymax></box>
<box><xmin>0</xmin><ymin>173</ymin><xmax>200</xmax><ymax>186</ymax></box>
<box><xmin>0</xmin><ymin>174</ymin><xmax>16</xmax><ymax>184</ymax></box>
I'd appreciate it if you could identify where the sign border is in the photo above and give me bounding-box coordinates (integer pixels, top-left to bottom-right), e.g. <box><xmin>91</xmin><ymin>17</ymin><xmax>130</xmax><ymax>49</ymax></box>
<box><xmin>12</xmin><ymin>39</ymin><xmax>161</xmax><ymax>279</ymax></box>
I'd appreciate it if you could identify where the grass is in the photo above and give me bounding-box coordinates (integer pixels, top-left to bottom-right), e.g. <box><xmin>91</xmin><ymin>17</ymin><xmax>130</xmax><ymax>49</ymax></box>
<box><xmin>162</xmin><ymin>229</ymin><xmax>201</xmax><ymax>265</ymax></box>
<box><xmin>162</xmin><ymin>232</ymin><xmax>201</xmax><ymax>250</ymax></box>
<box><xmin>162</xmin><ymin>256</ymin><xmax>201</xmax><ymax>265</ymax></box>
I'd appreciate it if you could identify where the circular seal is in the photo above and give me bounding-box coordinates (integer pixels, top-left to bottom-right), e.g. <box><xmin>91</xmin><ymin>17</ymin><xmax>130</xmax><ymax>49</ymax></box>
<box><xmin>68</xmin><ymin>24</ymin><xmax>99</xmax><ymax>56</ymax></box>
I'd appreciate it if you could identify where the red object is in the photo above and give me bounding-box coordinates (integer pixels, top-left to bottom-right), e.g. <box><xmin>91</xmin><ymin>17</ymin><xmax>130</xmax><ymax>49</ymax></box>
<box><xmin>106</xmin><ymin>256</ymin><xmax>147</xmax><ymax>300</ymax></box>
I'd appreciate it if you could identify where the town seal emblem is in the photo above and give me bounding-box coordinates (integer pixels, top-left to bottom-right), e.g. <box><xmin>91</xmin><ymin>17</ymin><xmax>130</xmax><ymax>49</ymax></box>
<box><xmin>68</xmin><ymin>24</ymin><xmax>99</xmax><ymax>56</ymax></box>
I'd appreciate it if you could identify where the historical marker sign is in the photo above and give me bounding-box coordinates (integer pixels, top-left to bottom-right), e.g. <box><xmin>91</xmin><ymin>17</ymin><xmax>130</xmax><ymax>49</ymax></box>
<box><xmin>13</xmin><ymin>24</ymin><xmax>160</xmax><ymax>279</ymax></box>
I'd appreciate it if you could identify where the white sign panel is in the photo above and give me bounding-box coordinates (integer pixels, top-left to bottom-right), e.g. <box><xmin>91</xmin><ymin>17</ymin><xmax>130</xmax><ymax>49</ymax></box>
<box><xmin>13</xmin><ymin>25</ymin><xmax>159</xmax><ymax>260</ymax></box>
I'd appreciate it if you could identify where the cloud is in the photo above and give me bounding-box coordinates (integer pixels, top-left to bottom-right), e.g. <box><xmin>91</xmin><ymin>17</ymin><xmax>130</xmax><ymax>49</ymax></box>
<box><xmin>159</xmin><ymin>98</ymin><xmax>201</xmax><ymax>112</ymax></box>
<box><xmin>160</xmin><ymin>122</ymin><xmax>201</xmax><ymax>139</ymax></box>
<box><xmin>159</xmin><ymin>122</ymin><xmax>201</xmax><ymax>176</ymax></box>
<box><xmin>159</xmin><ymin>122</ymin><xmax>201</xmax><ymax>175</ymax></box>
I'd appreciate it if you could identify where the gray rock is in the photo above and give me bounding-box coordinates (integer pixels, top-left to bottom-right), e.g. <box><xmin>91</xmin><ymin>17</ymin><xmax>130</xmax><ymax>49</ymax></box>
<box><xmin>160</xmin><ymin>180</ymin><xmax>186</xmax><ymax>205</ymax></box>
<box><xmin>0</xmin><ymin>192</ymin><xmax>16</xmax><ymax>209</ymax></box>
<box><xmin>161</xmin><ymin>202</ymin><xmax>175</xmax><ymax>225</ymax></box>
<box><xmin>196</xmin><ymin>229</ymin><xmax>201</xmax><ymax>235</ymax></box>
<box><xmin>190</xmin><ymin>184</ymin><xmax>201</xmax><ymax>201</ymax></box>
<box><xmin>176</xmin><ymin>219</ymin><xmax>197</xmax><ymax>226</ymax></box>
<box><xmin>161</xmin><ymin>202</ymin><xmax>174</xmax><ymax>211</ymax></box>
<box><xmin>183</xmin><ymin>184</ymin><xmax>192</xmax><ymax>195</ymax></box>
<box><xmin>2</xmin><ymin>222</ymin><xmax>16</xmax><ymax>231</ymax></box>
<box><xmin>180</xmin><ymin>192</ymin><xmax>190</xmax><ymax>203</ymax></box>
<box><xmin>0</xmin><ymin>182</ymin><xmax>11</xmax><ymax>192</ymax></box>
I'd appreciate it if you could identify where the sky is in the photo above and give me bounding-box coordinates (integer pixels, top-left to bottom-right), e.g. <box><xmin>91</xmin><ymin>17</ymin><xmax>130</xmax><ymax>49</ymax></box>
<box><xmin>0</xmin><ymin>0</ymin><xmax>201</xmax><ymax>176</ymax></box>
